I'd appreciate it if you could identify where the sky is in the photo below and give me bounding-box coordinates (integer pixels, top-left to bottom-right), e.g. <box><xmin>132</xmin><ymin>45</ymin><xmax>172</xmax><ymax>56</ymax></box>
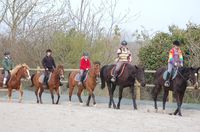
<box><xmin>71</xmin><ymin>0</ymin><xmax>200</xmax><ymax>40</ymax></box>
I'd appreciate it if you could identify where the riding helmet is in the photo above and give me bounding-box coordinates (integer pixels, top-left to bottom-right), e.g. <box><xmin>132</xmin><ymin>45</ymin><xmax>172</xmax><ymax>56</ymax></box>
<box><xmin>46</xmin><ymin>49</ymin><xmax>52</xmax><ymax>53</ymax></box>
<box><xmin>121</xmin><ymin>40</ymin><xmax>128</xmax><ymax>45</ymax></box>
<box><xmin>4</xmin><ymin>51</ymin><xmax>10</xmax><ymax>56</ymax></box>
<box><xmin>173</xmin><ymin>40</ymin><xmax>180</xmax><ymax>46</ymax></box>
<box><xmin>83</xmin><ymin>52</ymin><xmax>89</xmax><ymax>57</ymax></box>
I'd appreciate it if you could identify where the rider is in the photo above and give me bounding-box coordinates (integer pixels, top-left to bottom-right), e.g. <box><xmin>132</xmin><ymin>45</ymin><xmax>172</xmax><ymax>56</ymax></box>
<box><xmin>164</xmin><ymin>40</ymin><xmax>183</xmax><ymax>87</ymax></box>
<box><xmin>2</xmin><ymin>51</ymin><xmax>13</xmax><ymax>88</ymax></box>
<box><xmin>79</xmin><ymin>52</ymin><xmax>91</xmax><ymax>85</ymax></box>
<box><xmin>42</xmin><ymin>49</ymin><xmax>56</xmax><ymax>86</ymax></box>
<box><xmin>111</xmin><ymin>40</ymin><xmax>132</xmax><ymax>82</ymax></box>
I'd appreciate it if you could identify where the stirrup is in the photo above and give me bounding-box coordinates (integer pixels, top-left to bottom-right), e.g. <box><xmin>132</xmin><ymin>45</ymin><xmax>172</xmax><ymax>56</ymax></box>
<box><xmin>111</xmin><ymin>77</ymin><xmax>116</xmax><ymax>82</ymax></box>
<box><xmin>164</xmin><ymin>81</ymin><xmax>170</xmax><ymax>87</ymax></box>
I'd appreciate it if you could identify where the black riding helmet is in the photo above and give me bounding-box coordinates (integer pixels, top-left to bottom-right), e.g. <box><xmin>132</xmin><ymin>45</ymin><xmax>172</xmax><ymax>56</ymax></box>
<box><xmin>4</xmin><ymin>51</ymin><xmax>10</xmax><ymax>56</ymax></box>
<box><xmin>121</xmin><ymin>40</ymin><xmax>127</xmax><ymax>45</ymax></box>
<box><xmin>46</xmin><ymin>49</ymin><xmax>52</xmax><ymax>53</ymax></box>
<box><xmin>173</xmin><ymin>40</ymin><xmax>180</xmax><ymax>46</ymax></box>
<box><xmin>83</xmin><ymin>52</ymin><xmax>89</xmax><ymax>57</ymax></box>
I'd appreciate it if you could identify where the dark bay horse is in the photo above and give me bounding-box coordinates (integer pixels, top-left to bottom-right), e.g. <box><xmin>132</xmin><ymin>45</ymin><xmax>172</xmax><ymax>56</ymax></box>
<box><xmin>67</xmin><ymin>61</ymin><xmax>100</xmax><ymax>106</ymax></box>
<box><xmin>0</xmin><ymin>64</ymin><xmax>31</xmax><ymax>102</ymax></box>
<box><xmin>152</xmin><ymin>67</ymin><xmax>199</xmax><ymax>116</ymax></box>
<box><xmin>31</xmin><ymin>65</ymin><xmax>64</xmax><ymax>104</ymax></box>
<box><xmin>100</xmin><ymin>64</ymin><xmax>146</xmax><ymax>109</ymax></box>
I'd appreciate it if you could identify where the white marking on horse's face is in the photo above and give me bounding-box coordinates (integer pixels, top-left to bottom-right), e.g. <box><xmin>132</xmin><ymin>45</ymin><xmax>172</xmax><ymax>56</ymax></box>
<box><xmin>26</xmin><ymin>69</ymin><xmax>31</xmax><ymax>80</ymax></box>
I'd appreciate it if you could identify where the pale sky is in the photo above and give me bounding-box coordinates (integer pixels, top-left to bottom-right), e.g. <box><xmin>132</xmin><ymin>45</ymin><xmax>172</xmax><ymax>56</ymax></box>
<box><xmin>71</xmin><ymin>0</ymin><xmax>200</xmax><ymax>40</ymax></box>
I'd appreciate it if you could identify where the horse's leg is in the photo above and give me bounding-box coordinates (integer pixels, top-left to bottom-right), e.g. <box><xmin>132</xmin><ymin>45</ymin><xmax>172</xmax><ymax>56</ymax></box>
<box><xmin>111</xmin><ymin>84</ymin><xmax>116</xmax><ymax>109</ymax></box>
<box><xmin>69</xmin><ymin>83</ymin><xmax>75</xmax><ymax>102</ymax></box>
<box><xmin>130</xmin><ymin>85</ymin><xmax>137</xmax><ymax>110</ymax></box>
<box><xmin>174</xmin><ymin>92</ymin><xmax>184</xmax><ymax>116</ymax></box>
<box><xmin>117</xmin><ymin>86</ymin><xmax>123</xmax><ymax>109</ymax></box>
<box><xmin>174</xmin><ymin>92</ymin><xmax>182</xmax><ymax>116</ymax></box>
<box><xmin>86</xmin><ymin>95</ymin><xmax>91</xmax><ymax>106</ymax></box>
<box><xmin>50</xmin><ymin>88</ymin><xmax>55</xmax><ymax>104</ymax></box>
<box><xmin>35</xmin><ymin>88</ymin><xmax>39</xmax><ymax>103</ymax></box>
<box><xmin>55</xmin><ymin>87</ymin><xmax>60</xmax><ymax>104</ymax></box>
<box><xmin>107</xmin><ymin>83</ymin><xmax>112</xmax><ymax>108</ymax></box>
<box><xmin>152</xmin><ymin>84</ymin><xmax>162</xmax><ymax>112</ymax></box>
<box><xmin>19</xmin><ymin>85</ymin><xmax>23</xmax><ymax>103</ymax></box>
<box><xmin>162</xmin><ymin>89</ymin><xmax>169</xmax><ymax>113</ymax></box>
<box><xmin>39</xmin><ymin>88</ymin><xmax>44</xmax><ymax>104</ymax></box>
<box><xmin>87</xmin><ymin>88</ymin><xmax>96</xmax><ymax>106</ymax></box>
<box><xmin>8</xmin><ymin>88</ymin><xmax>12</xmax><ymax>103</ymax></box>
<box><xmin>77</xmin><ymin>86</ymin><xmax>84</xmax><ymax>104</ymax></box>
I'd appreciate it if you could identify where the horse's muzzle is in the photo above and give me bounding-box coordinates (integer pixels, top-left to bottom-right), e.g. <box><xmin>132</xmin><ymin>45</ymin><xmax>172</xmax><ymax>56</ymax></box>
<box><xmin>60</xmin><ymin>75</ymin><xmax>64</xmax><ymax>80</ymax></box>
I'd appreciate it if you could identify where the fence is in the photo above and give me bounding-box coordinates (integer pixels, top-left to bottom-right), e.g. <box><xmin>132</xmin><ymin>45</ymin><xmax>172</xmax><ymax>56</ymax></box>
<box><xmin>0</xmin><ymin>67</ymin><xmax>199</xmax><ymax>102</ymax></box>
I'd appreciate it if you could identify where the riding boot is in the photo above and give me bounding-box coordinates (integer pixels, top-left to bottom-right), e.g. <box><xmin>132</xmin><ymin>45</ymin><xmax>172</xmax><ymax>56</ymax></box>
<box><xmin>164</xmin><ymin>72</ymin><xmax>170</xmax><ymax>87</ymax></box>
<box><xmin>111</xmin><ymin>71</ymin><xmax>118</xmax><ymax>82</ymax></box>
<box><xmin>43</xmin><ymin>75</ymin><xmax>48</xmax><ymax>86</ymax></box>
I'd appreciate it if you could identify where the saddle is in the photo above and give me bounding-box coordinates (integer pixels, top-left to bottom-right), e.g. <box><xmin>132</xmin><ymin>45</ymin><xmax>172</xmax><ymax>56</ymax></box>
<box><xmin>111</xmin><ymin>63</ymin><xmax>127</xmax><ymax>78</ymax></box>
<box><xmin>163</xmin><ymin>68</ymin><xmax>178</xmax><ymax>81</ymax></box>
<box><xmin>38</xmin><ymin>72</ymin><xmax>52</xmax><ymax>84</ymax></box>
<box><xmin>75</xmin><ymin>71</ymin><xmax>88</xmax><ymax>82</ymax></box>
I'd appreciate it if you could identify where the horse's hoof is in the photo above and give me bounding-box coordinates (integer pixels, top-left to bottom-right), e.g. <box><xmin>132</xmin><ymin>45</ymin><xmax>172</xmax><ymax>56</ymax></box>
<box><xmin>162</xmin><ymin>110</ymin><xmax>166</xmax><ymax>114</ymax></box>
<box><xmin>80</xmin><ymin>103</ymin><xmax>83</xmax><ymax>106</ymax></box>
<box><xmin>155</xmin><ymin>109</ymin><xmax>158</xmax><ymax>113</ymax></box>
<box><xmin>169</xmin><ymin>113</ymin><xmax>173</xmax><ymax>115</ymax></box>
<box><xmin>93</xmin><ymin>104</ymin><xmax>97</xmax><ymax>107</ymax></box>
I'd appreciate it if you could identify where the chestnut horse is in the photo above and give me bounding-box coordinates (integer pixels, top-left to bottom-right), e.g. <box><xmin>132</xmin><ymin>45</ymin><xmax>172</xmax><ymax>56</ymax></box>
<box><xmin>67</xmin><ymin>61</ymin><xmax>100</xmax><ymax>106</ymax></box>
<box><xmin>31</xmin><ymin>65</ymin><xmax>64</xmax><ymax>104</ymax></box>
<box><xmin>0</xmin><ymin>64</ymin><xmax>31</xmax><ymax>102</ymax></box>
<box><xmin>152</xmin><ymin>67</ymin><xmax>199</xmax><ymax>116</ymax></box>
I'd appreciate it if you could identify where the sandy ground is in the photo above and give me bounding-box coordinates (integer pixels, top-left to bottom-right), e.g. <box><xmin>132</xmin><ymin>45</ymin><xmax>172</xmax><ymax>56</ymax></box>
<box><xmin>0</xmin><ymin>98</ymin><xmax>200</xmax><ymax>132</ymax></box>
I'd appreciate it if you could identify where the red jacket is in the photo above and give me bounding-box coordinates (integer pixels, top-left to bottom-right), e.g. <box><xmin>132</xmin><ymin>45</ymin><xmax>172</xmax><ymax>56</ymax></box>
<box><xmin>80</xmin><ymin>57</ymin><xmax>91</xmax><ymax>70</ymax></box>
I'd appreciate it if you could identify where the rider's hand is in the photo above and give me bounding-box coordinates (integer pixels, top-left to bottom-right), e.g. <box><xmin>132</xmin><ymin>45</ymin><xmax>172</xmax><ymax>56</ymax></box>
<box><xmin>45</xmin><ymin>68</ymin><xmax>48</xmax><ymax>71</ymax></box>
<box><xmin>86</xmin><ymin>68</ymin><xmax>89</xmax><ymax>70</ymax></box>
<box><xmin>174</xmin><ymin>62</ymin><xmax>178</xmax><ymax>66</ymax></box>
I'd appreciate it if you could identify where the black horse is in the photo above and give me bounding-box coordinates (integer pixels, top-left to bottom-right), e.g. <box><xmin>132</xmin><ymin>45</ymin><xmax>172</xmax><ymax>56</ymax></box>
<box><xmin>100</xmin><ymin>64</ymin><xmax>146</xmax><ymax>110</ymax></box>
<box><xmin>152</xmin><ymin>66</ymin><xmax>199</xmax><ymax>116</ymax></box>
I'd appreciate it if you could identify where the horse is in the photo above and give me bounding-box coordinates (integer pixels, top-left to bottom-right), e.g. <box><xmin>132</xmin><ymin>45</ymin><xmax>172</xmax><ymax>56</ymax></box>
<box><xmin>67</xmin><ymin>61</ymin><xmax>101</xmax><ymax>106</ymax></box>
<box><xmin>152</xmin><ymin>66</ymin><xmax>200</xmax><ymax>116</ymax></box>
<box><xmin>31</xmin><ymin>65</ymin><xmax>64</xmax><ymax>104</ymax></box>
<box><xmin>100</xmin><ymin>64</ymin><xmax>146</xmax><ymax>109</ymax></box>
<box><xmin>0</xmin><ymin>64</ymin><xmax>31</xmax><ymax>102</ymax></box>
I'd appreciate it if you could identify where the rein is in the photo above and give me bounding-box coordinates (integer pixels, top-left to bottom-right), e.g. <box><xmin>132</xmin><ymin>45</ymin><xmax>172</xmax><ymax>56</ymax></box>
<box><xmin>176</xmin><ymin>67</ymin><xmax>188</xmax><ymax>81</ymax></box>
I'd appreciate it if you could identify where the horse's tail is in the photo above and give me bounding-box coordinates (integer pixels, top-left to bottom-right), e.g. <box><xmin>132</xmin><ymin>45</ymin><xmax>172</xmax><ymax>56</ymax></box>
<box><xmin>66</xmin><ymin>72</ymin><xmax>71</xmax><ymax>88</ymax></box>
<box><xmin>100</xmin><ymin>65</ymin><xmax>107</xmax><ymax>89</ymax></box>
<box><xmin>30</xmin><ymin>74</ymin><xmax>35</xmax><ymax>87</ymax></box>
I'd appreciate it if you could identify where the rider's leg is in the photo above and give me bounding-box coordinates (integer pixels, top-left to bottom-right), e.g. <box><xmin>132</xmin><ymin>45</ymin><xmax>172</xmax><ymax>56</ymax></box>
<box><xmin>111</xmin><ymin>62</ymin><xmax>123</xmax><ymax>82</ymax></box>
<box><xmin>3</xmin><ymin>70</ymin><xmax>9</xmax><ymax>88</ymax></box>
<box><xmin>78</xmin><ymin>70</ymin><xmax>84</xmax><ymax>85</ymax></box>
<box><xmin>43</xmin><ymin>71</ymin><xmax>49</xmax><ymax>86</ymax></box>
<box><xmin>164</xmin><ymin>63</ymin><xmax>173</xmax><ymax>87</ymax></box>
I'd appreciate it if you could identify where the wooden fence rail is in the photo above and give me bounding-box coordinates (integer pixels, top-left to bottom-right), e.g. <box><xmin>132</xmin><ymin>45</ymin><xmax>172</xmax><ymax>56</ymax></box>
<box><xmin>0</xmin><ymin>67</ymin><xmax>199</xmax><ymax>102</ymax></box>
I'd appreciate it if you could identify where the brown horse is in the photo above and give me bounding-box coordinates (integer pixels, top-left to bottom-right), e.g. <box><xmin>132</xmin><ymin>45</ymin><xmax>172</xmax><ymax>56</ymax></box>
<box><xmin>68</xmin><ymin>61</ymin><xmax>101</xmax><ymax>106</ymax></box>
<box><xmin>0</xmin><ymin>64</ymin><xmax>31</xmax><ymax>102</ymax></box>
<box><xmin>31</xmin><ymin>65</ymin><xmax>64</xmax><ymax>104</ymax></box>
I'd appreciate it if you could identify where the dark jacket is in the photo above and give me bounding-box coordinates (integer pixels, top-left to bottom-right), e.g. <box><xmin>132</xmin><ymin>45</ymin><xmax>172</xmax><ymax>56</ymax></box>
<box><xmin>2</xmin><ymin>57</ymin><xmax>13</xmax><ymax>71</ymax></box>
<box><xmin>42</xmin><ymin>56</ymin><xmax>56</xmax><ymax>71</ymax></box>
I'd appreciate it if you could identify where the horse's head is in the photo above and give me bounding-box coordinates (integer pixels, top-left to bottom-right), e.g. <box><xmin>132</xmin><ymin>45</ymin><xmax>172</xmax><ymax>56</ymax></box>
<box><xmin>133</xmin><ymin>65</ymin><xmax>146</xmax><ymax>87</ymax></box>
<box><xmin>56</xmin><ymin>65</ymin><xmax>65</xmax><ymax>79</ymax></box>
<box><xmin>188</xmin><ymin>67</ymin><xmax>200</xmax><ymax>89</ymax></box>
<box><xmin>18</xmin><ymin>64</ymin><xmax>31</xmax><ymax>80</ymax></box>
<box><xmin>92</xmin><ymin>61</ymin><xmax>101</xmax><ymax>77</ymax></box>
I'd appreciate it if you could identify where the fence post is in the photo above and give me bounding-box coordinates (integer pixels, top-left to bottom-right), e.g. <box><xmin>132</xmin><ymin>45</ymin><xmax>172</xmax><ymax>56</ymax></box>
<box><xmin>168</xmin><ymin>91</ymin><xmax>173</xmax><ymax>103</ymax></box>
<box><xmin>37</xmin><ymin>66</ymin><xmax>40</xmax><ymax>73</ymax></box>
<box><xmin>136</xmin><ymin>81</ymin><xmax>141</xmax><ymax>100</ymax></box>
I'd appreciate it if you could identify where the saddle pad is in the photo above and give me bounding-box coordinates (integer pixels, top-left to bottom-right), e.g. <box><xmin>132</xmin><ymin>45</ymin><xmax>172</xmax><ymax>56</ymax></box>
<box><xmin>163</xmin><ymin>70</ymin><xmax>177</xmax><ymax>80</ymax></box>
<box><xmin>38</xmin><ymin>73</ymin><xmax>52</xmax><ymax>83</ymax></box>
<box><xmin>75</xmin><ymin>73</ymin><xmax>88</xmax><ymax>82</ymax></box>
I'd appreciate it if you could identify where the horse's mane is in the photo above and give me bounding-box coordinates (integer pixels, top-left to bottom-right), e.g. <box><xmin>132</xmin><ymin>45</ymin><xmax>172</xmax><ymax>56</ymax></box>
<box><xmin>11</xmin><ymin>63</ymin><xmax>29</xmax><ymax>76</ymax></box>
